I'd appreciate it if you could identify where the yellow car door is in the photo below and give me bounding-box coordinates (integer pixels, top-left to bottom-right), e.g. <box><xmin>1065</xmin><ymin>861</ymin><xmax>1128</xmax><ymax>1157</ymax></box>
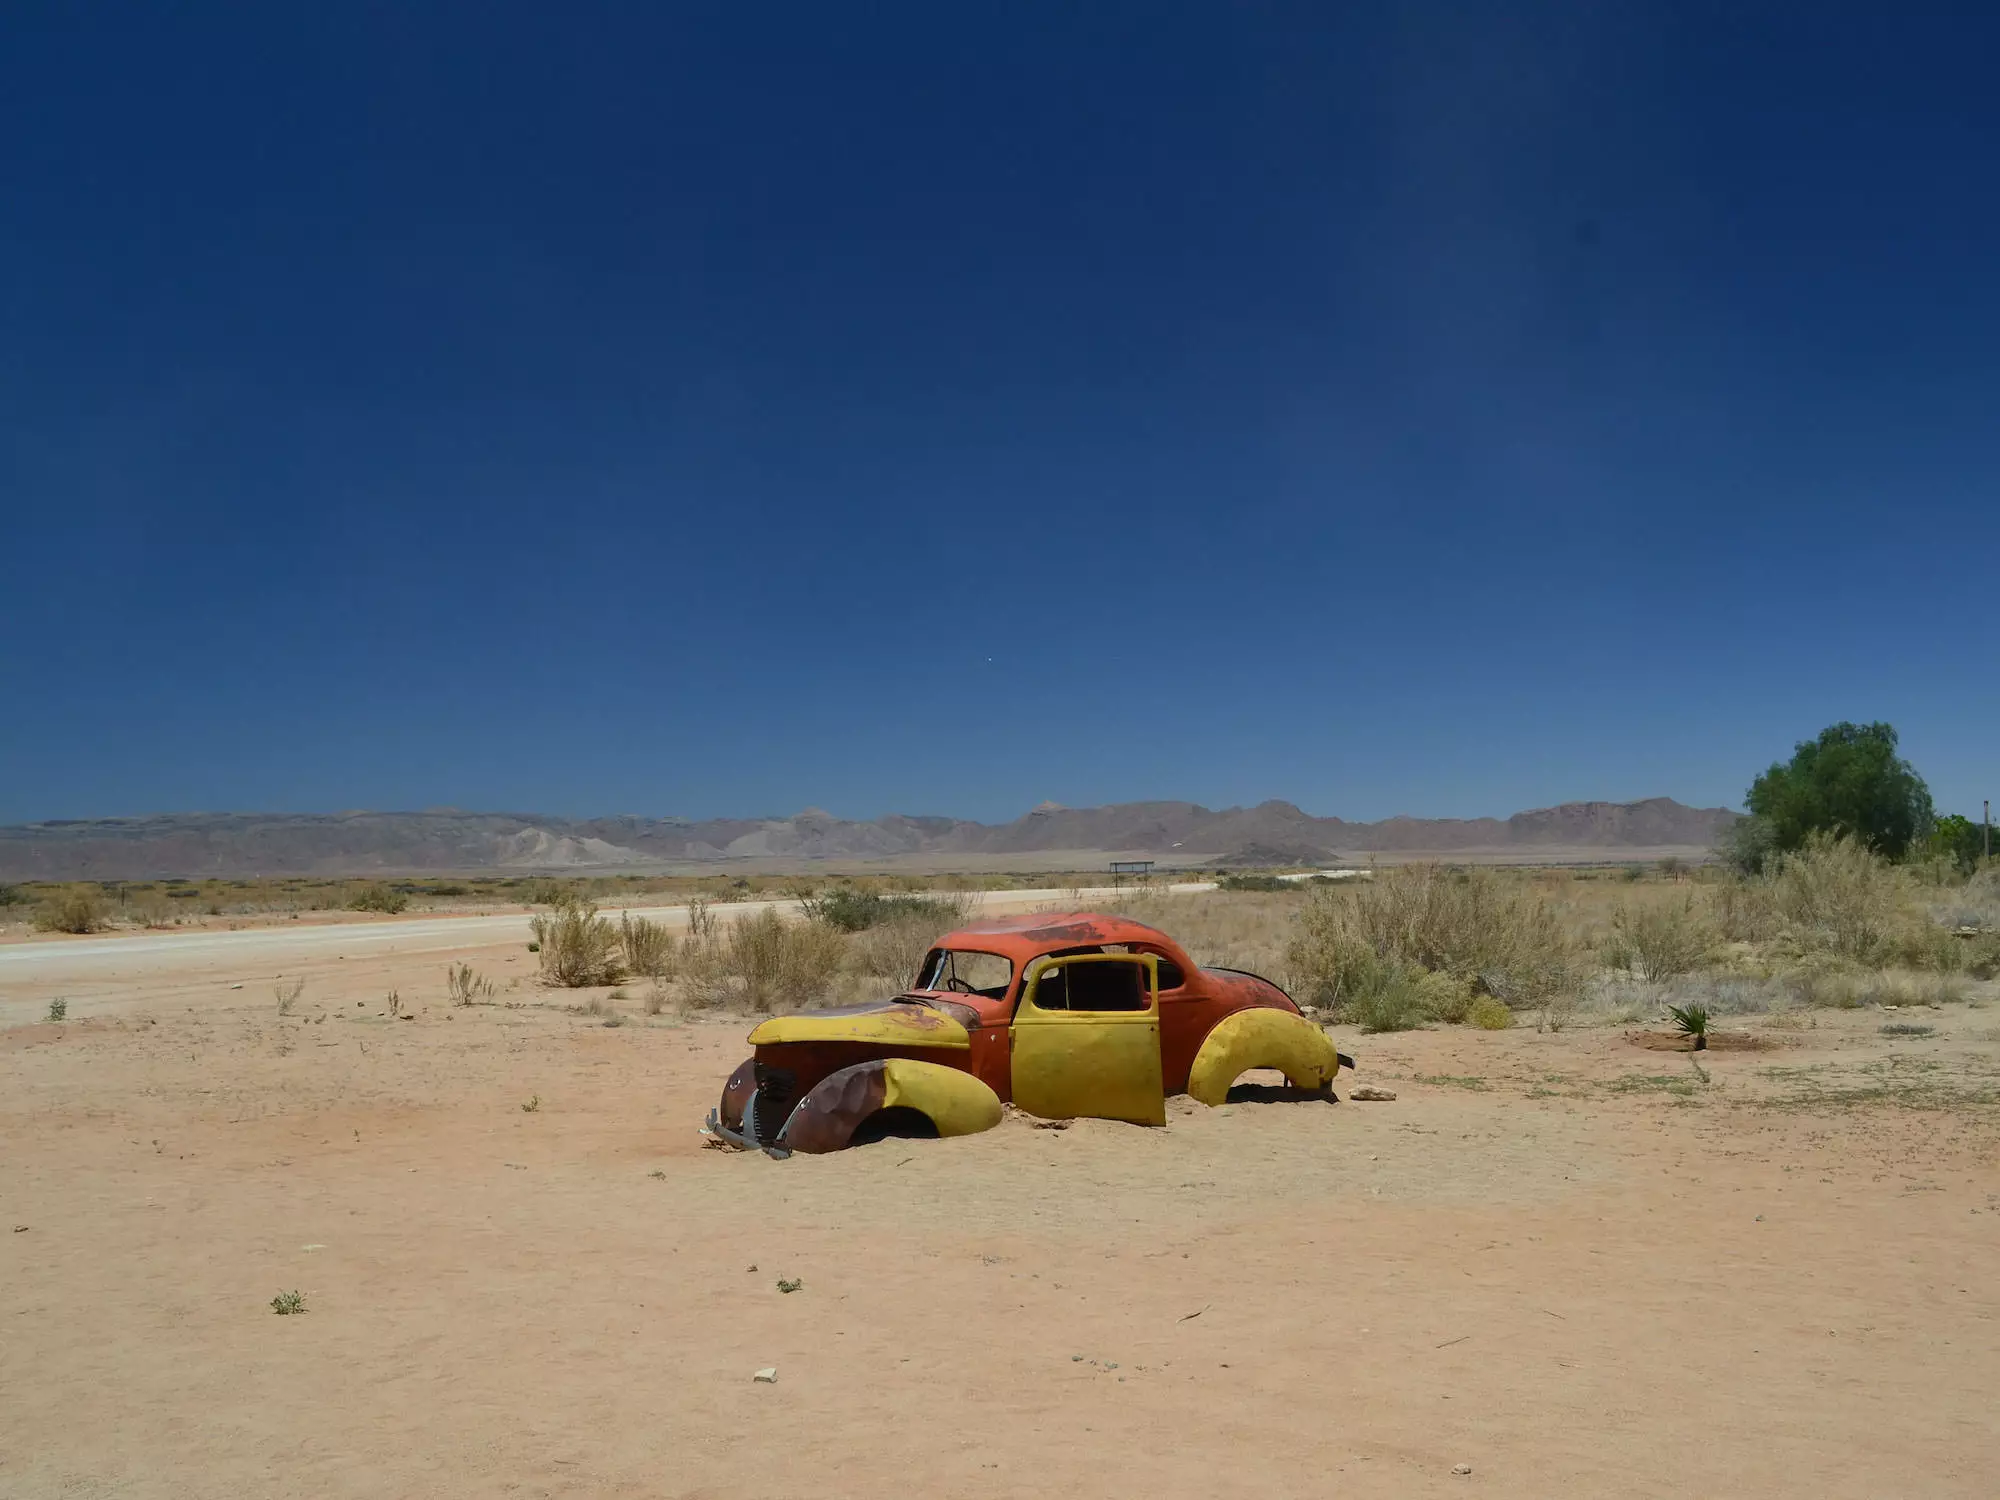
<box><xmin>1009</xmin><ymin>954</ymin><xmax>1165</xmax><ymax>1125</ymax></box>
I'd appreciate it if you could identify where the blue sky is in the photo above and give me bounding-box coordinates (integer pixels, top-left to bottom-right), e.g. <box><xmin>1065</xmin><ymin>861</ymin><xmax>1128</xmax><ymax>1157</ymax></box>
<box><xmin>3</xmin><ymin>3</ymin><xmax>1994</xmax><ymax>826</ymax></box>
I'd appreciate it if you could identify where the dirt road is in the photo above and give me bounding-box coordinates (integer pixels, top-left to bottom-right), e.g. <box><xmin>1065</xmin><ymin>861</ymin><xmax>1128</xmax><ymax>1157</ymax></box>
<box><xmin>3</xmin><ymin>934</ymin><xmax>1997</xmax><ymax>1497</ymax></box>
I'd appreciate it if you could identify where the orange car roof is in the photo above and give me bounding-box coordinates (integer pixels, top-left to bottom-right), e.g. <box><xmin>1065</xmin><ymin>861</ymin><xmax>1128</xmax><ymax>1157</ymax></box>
<box><xmin>934</xmin><ymin>910</ymin><xmax>1183</xmax><ymax>963</ymax></box>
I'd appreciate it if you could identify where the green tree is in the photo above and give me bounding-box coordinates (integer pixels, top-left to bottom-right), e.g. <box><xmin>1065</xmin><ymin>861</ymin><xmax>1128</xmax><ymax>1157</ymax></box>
<box><xmin>1930</xmin><ymin>813</ymin><xmax>1988</xmax><ymax>873</ymax></box>
<box><xmin>1744</xmin><ymin>722</ymin><xmax>1934</xmax><ymax>863</ymax></box>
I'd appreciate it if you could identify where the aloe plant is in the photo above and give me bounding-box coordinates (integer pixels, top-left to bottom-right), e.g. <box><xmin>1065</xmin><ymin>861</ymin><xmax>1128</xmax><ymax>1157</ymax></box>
<box><xmin>1666</xmin><ymin>1003</ymin><xmax>1711</xmax><ymax>1050</ymax></box>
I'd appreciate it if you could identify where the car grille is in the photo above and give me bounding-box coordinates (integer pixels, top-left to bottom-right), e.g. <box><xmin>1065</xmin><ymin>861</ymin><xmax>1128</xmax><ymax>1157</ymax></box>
<box><xmin>751</xmin><ymin>1064</ymin><xmax>796</xmax><ymax>1144</ymax></box>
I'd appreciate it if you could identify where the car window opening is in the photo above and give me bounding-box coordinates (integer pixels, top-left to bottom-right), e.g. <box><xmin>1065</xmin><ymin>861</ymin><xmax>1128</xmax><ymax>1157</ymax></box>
<box><xmin>915</xmin><ymin>948</ymin><xmax>1013</xmax><ymax>999</ymax></box>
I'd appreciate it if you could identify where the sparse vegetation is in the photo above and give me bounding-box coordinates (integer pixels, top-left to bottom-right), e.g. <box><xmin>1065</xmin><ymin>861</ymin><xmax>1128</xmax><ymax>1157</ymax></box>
<box><xmin>799</xmin><ymin>886</ymin><xmax>971</xmax><ymax>934</ymax></box>
<box><xmin>521</xmin><ymin>1094</ymin><xmax>541</xmax><ymax>1113</ymax></box>
<box><xmin>270</xmin><ymin>1290</ymin><xmax>307</xmax><ymax>1315</ymax></box>
<box><xmin>1611</xmin><ymin>891</ymin><xmax>1715</xmax><ymax>981</ymax></box>
<box><xmin>46</xmin><ymin>997</ymin><xmax>69</xmax><ymax>1022</ymax></box>
<box><xmin>446</xmin><ymin>962</ymin><xmax>495</xmax><ymax>1006</ymax></box>
<box><xmin>529</xmin><ymin>895</ymin><xmax>624</xmax><ymax>987</ymax></box>
<box><xmin>1216</xmin><ymin>873</ymin><xmax>1294</xmax><ymax>893</ymax></box>
<box><xmin>725</xmin><ymin>908</ymin><xmax>846</xmax><ymax>1011</ymax></box>
<box><xmin>347</xmin><ymin>883</ymin><xmax>409</xmax><ymax>915</ymax></box>
<box><xmin>776</xmin><ymin>1277</ymin><xmax>803</xmax><ymax>1293</ymax></box>
<box><xmin>619</xmin><ymin>912</ymin><xmax>673</xmax><ymax>980</ymax></box>
<box><xmin>34</xmin><ymin>886</ymin><xmax>106</xmax><ymax>934</ymax></box>
<box><xmin>275</xmin><ymin>977</ymin><xmax>305</xmax><ymax>1015</ymax></box>
<box><xmin>1286</xmin><ymin>864</ymin><xmax>1578</xmax><ymax>1024</ymax></box>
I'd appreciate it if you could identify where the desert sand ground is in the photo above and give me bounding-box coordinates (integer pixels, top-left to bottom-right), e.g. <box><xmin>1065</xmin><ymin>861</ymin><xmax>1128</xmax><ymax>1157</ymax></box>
<box><xmin>4</xmin><ymin>918</ymin><xmax>1998</xmax><ymax>1498</ymax></box>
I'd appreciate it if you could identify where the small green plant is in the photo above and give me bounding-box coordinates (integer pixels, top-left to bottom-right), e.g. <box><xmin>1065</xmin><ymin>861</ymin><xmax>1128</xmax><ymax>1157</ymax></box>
<box><xmin>275</xmin><ymin>977</ymin><xmax>305</xmax><ymax>1015</ymax></box>
<box><xmin>46</xmin><ymin>997</ymin><xmax>68</xmax><ymax>1023</ymax></box>
<box><xmin>347</xmin><ymin>882</ymin><xmax>409</xmax><ymax>915</ymax></box>
<box><xmin>1666</xmin><ymin>1003</ymin><xmax>1711</xmax><ymax>1049</ymax></box>
<box><xmin>776</xmin><ymin>1277</ymin><xmax>803</xmax><ymax>1293</ymax></box>
<box><xmin>521</xmin><ymin>1094</ymin><xmax>541</xmax><ymax>1113</ymax></box>
<box><xmin>1467</xmin><ymin>994</ymin><xmax>1514</xmax><ymax>1030</ymax></box>
<box><xmin>270</xmin><ymin>1289</ymin><xmax>307</xmax><ymax>1315</ymax></box>
<box><xmin>446</xmin><ymin>962</ymin><xmax>495</xmax><ymax>1006</ymax></box>
<box><xmin>526</xmin><ymin>941</ymin><xmax>541</xmax><ymax>953</ymax></box>
<box><xmin>1880</xmin><ymin>1022</ymin><xmax>1935</xmax><ymax>1037</ymax></box>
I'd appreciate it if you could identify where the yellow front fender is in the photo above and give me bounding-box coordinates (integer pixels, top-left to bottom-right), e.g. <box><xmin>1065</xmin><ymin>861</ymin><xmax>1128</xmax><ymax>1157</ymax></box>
<box><xmin>1186</xmin><ymin>1008</ymin><xmax>1342</xmax><ymax>1106</ymax></box>
<box><xmin>878</xmin><ymin>1058</ymin><xmax>1004</xmax><ymax>1137</ymax></box>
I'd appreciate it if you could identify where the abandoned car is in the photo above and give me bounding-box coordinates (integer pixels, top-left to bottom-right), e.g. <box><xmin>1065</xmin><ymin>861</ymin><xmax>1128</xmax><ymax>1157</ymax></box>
<box><xmin>704</xmin><ymin>910</ymin><xmax>1351</xmax><ymax>1156</ymax></box>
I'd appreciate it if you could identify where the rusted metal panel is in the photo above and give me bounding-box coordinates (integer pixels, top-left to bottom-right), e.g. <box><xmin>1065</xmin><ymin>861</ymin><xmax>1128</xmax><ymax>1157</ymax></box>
<box><xmin>746</xmin><ymin>1000</ymin><xmax>970</xmax><ymax>1050</ymax></box>
<box><xmin>780</xmin><ymin>1061</ymin><xmax>891</xmax><ymax>1154</ymax></box>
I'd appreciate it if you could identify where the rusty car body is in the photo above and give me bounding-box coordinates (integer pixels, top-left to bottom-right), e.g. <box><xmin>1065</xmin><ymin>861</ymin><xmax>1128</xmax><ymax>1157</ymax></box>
<box><xmin>704</xmin><ymin>910</ymin><xmax>1352</xmax><ymax>1156</ymax></box>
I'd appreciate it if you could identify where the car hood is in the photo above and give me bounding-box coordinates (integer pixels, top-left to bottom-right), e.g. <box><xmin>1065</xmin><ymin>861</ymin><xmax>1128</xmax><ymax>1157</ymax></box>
<box><xmin>746</xmin><ymin>998</ymin><xmax>972</xmax><ymax>1051</ymax></box>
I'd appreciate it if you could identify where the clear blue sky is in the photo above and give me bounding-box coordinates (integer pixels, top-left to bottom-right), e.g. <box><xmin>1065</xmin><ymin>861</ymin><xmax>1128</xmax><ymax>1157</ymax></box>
<box><xmin>3</xmin><ymin>3</ymin><xmax>1994</xmax><ymax>826</ymax></box>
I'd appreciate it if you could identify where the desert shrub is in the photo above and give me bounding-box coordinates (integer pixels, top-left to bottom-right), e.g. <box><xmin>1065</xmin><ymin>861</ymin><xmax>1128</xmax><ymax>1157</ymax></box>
<box><xmin>34</xmin><ymin>886</ymin><xmax>105</xmax><ymax>934</ymax></box>
<box><xmin>620</xmin><ymin>912</ymin><xmax>673</xmax><ymax>980</ymax></box>
<box><xmin>1710</xmin><ymin>876</ymin><xmax>1778</xmax><ymax>943</ymax></box>
<box><xmin>847</xmin><ymin>913</ymin><xmax>942</xmax><ymax>985</ymax></box>
<box><xmin>530</xmin><ymin>896</ymin><xmax>624</xmax><ymax>987</ymax></box>
<box><xmin>347</xmin><ymin>883</ymin><xmax>409</xmax><ymax>915</ymax></box>
<box><xmin>1287</xmin><ymin>865</ymin><xmax>1577</xmax><ymax>1014</ymax></box>
<box><xmin>446</xmin><ymin>962</ymin><xmax>495</xmax><ymax>1005</ymax></box>
<box><xmin>1767</xmin><ymin>834</ymin><xmax>1928</xmax><ymax>965</ymax></box>
<box><xmin>1344</xmin><ymin>969</ymin><xmax>1434</xmax><ymax>1033</ymax></box>
<box><xmin>524</xmin><ymin>877</ymin><xmax>572</xmax><ymax>906</ymax></box>
<box><xmin>1217</xmin><ymin>873</ymin><xmax>1292</xmax><ymax>893</ymax></box>
<box><xmin>0</xmin><ymin>883</ymin><xmax>27</xmax><ymax>908</ymax></box>
<box><xmin>1612</xmin><ymin>892</ymin><xmax>1716</xmax><ymax>981</ymax></box>
<box><xmin>723</xmin><ymin>908</ymin><xmax>846</xmax><ymax>1011</ymax></box>
<box><xmin>1467</xmin><ymin>994</ymin><xmax>1514</xmax><ymax>1030</ymax></box>
<box><xmin>800</xmin><ymin>887</ymin><xmax>971</xmax><ymax>934</ymax></box>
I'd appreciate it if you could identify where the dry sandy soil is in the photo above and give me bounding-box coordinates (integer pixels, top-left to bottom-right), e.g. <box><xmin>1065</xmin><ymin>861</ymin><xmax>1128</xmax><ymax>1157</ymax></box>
<box><xmin>4</xmin><ymin>924</ymin><xmax>1998</xmax><ymax>1498</ymax></box>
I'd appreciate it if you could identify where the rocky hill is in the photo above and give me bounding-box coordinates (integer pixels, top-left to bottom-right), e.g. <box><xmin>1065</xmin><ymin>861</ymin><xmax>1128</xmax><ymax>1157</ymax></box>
<box><xmin>0</xmin><ymin>798</ymin><xmax>1737</xmax><ymax>880</ymax></box>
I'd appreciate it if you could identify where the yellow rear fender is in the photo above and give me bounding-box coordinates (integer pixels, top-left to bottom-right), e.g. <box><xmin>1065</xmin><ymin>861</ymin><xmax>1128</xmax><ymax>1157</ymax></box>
<box><xmin>781</xmin><ymin>1057</ymin><xmax>1003</xmax><ymax>1154</ymax></box>
<box><xmin>1186</xmin><ymin>1007</ymin><xmax>1342</xmax><ymax>1106</ymax></box>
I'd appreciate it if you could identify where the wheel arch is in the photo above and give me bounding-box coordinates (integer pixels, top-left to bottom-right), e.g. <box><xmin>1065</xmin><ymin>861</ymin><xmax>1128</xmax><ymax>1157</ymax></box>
<box><xmin>782</xmin><ymin>1057</ymin><xmax>1003</xmax><ymax>1154</ymax></box>
<box><xmin>1186</xmin><ymin>1006</ymin><xmax>1343</xmax><ymax>1106</ymax></box>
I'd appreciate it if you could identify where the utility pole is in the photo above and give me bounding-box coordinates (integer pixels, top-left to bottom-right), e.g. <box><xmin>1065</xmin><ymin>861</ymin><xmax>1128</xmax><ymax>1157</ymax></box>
<box><xmin>1985</xmin><ymin>799</ymin><xmax>1991</xmax><ymax>863</ymax></box>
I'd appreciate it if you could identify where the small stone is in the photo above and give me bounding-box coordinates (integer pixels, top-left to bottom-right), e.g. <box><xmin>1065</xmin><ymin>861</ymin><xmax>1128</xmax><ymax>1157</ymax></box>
<box><xmin>1351</xmin><ymin>1086</ymin><xmax>1398</xmax><ymax>1102</ymax></box>
<box><xmin>1452</xmin><ymin>1463</ymin><xmax>1472</xmax><ymax>1476</ymax></box>
<box><xmin>752</xmin><ymin>1367</ymin><xmax>778</xmax><ymax>1383</ymax></box>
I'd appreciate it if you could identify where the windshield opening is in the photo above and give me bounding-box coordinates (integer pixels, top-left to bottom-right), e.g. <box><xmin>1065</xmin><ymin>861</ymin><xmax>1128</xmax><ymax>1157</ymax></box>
<box><xmin>914</xmin><ymin>948</ymin><xmax>1013</xmax><ymax>1000</ymax></box>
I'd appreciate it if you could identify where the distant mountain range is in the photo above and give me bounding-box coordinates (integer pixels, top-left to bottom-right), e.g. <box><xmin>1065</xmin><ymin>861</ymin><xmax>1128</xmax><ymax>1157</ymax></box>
<box><xmin>0</xmin><ymin>798</ymin><xmax>1738</xmax><ymax>881</ymax></box>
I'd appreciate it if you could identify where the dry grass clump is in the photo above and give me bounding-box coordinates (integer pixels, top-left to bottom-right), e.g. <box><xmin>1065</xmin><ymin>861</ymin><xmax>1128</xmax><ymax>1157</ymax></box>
<box><xmin>1285</xmin><ymin>865</ymin><xmax>1578</xmax><ymax>1027</ymax></box>
<box><xmin>347</xmin><ymin>882</ymin><xmax>409</xmax><ymax>915</ymax></box>
<box><xmin>33</xmin><ymin>885</ymin><xmax>106</xmax><ymax>934</ymax></box>
<box><xmin>530</xmin><ymin>895</ymin><xmax>625</xmax><ymax>988</ymax></box>
<box><xmin>446</xmin><ymin>962</ymin><xmax>496</xmax><ymax>1006</ymax></box>
<box><xmin>1605</xmin><ymin>891</ymin><xmax>1716</xmax><ymax>981</ymax></box>
<box><xmin>676</xmin><ymin>906</ymin><xmax>846</xmax><ymax>1012</ymax></box>
<box><xmin>1090</xmin><ymin>890</ymin><xmax>1296</xmax><ymax>977</ymax></box>
<box><xmin>619</xmin><ymin>912</ymin><xmax>673</xmax><ymax>981</ymax></box>
<box><xmin>845</xmin><ymin>913</ymin><xmax>946</xmax><ymax>987</ymax></box>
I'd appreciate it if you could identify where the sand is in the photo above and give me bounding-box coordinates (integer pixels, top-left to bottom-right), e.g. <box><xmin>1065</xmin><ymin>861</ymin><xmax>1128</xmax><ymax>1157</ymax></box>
<box><xmin>4</xmin><ymin>929</ymin><xmax>1998</xmax><ymax>1498</ymax></box>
